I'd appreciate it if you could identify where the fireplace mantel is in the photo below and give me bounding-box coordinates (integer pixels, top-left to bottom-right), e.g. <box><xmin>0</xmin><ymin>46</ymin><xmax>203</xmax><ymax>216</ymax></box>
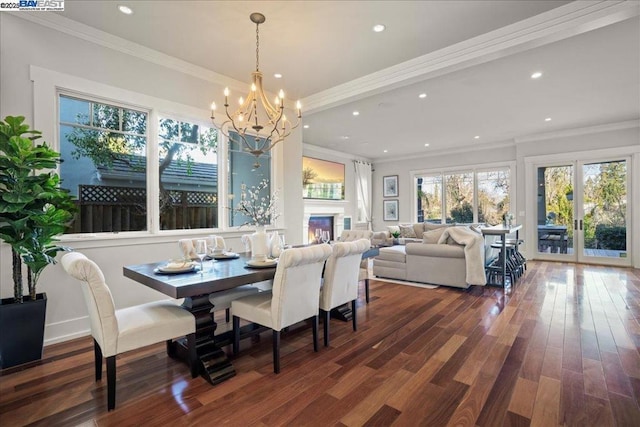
<box><xmin>303</xmin><ymin>200</ymin><xmax>347</xmax><ymax>244</ymax></box>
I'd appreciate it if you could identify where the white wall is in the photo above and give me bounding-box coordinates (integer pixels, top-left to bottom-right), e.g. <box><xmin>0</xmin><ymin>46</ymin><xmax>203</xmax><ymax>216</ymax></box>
<box><xmin>0</xmin><ymin>13</ymin><xmax>303</xmax><ymax>344</ymax></box>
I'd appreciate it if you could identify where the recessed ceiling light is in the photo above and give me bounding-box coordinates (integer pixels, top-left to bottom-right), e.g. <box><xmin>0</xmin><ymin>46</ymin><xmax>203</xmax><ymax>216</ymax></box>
<box><xmin>274</xmin><ymin>73</ymin><xmax>282</xmax><ymax>79</ymax></box>
<box><xmin>545</xmin><ymin>117</ymin><xmax>552</xmax><ymax>122</ymax></box>
<box><xmin>373</xmin><ymin>24</ymin><xmax>386</xmax><ymax>33</ymax></box>
<box><xmin>352</xmin><ymin>111</ymin><xmax>360</xmax><ymax>116</ymax></box>
<box><xmin>383</xmin><ymin>149</ymin><xmax>388</xmax><ymax>153</ymax></box>
<box><xmin>118</xmin><ymin>4</ymin><xmax>133</xmax><ymax>15</ymax></box>
<box><xmin>303</xmin><ymin>124</ymin><xmax>309</xmax><ymax>129</ymax></box>
<box><xmin>474</xmin><ymin>135</ymin><xmax>480</xmax><ymax>139</ymax></box>
<box><xmin>341</xmin><ymin>136</ymin><xmax>350</xmax><ymax>140</ymax></box>
<box><xmin>419</xmin><ymin>93</ymin><xmax>427</xmax><ymax>99</ymax></box>
<box><xmin>424</xmin><ymin>143</ymin><xmax>430</xmax><ymax>147</ymax></box>
<box><xmin>531</xmin><ymin>71</ymin><xmax>543</xmax><ymax>79</ymax></box>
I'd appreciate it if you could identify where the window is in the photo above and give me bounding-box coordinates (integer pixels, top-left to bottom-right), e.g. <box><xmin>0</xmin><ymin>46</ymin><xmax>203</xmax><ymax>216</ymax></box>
<box><xmin>59</xmin><ymin>95</ymin><xmax>149</xmax><ymax>233</ymax></box>
<box><xmin>417</xmin><ymin>175</ymin><xmax>442</xmax><ymax>223</ymax></box>
<box><xmin>59</xmin><ymin>93</ymin><xmax>224</xmax><ymax>234</ymax></box>
<box><xmin>157</xmin><ymin>118</ymin><xmax>218</xmax><ymax>230</ymax></box>
<box><xmin>477</xmin><ymin>169</ymin><xmax>510</xmax><ymax>226</ymax></box>
<box><xmin>228</xmin><ymin>131</ymin><xmax>272</xmax><ymax>227</ymax></box>
<box><xmin>415</xmin><ymin>166</ymin><xmax>511</xmax><ymax>225</ymax></box>
<box><xmin>445</xmin><ymin>172</ymin><xmax>474</xmax><ymax>223</ymax></box>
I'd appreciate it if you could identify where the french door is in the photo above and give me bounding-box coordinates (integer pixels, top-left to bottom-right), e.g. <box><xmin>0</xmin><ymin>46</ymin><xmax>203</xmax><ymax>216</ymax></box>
<box><xmin>535</xmin><ymin>157</ymin><xmax>631</xmax><ymax>266</ymax></box>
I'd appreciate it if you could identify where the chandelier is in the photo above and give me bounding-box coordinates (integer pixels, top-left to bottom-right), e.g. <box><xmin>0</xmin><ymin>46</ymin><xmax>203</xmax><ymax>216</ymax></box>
<box><xmin>210</xmin><ymin>12</ymin><xmax>301</xmax><ymax>160</ymax></box>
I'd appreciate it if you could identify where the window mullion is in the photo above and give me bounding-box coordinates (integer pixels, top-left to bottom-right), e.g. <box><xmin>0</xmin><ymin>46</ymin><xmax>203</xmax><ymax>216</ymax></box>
<box><xmin>148</xmin><ymin>109</ymin><xmax>160</xmax><ymax>234</ymax></box>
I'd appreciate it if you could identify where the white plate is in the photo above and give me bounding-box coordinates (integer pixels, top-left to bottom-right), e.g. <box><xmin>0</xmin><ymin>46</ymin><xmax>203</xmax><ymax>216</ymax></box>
<box><xmin>246</xmin><ymin>259</ymin><xmax>277</xmax><ymax>268</ymax></box>
<box><xmin>155</xmin><ymin>263</ymin><xmax>197</xmax><ymax>274</ymax></box>
<box><xmin>213</xmin><ymin>252</ymin><xmax>240</xmax><ymax>260</ymax></box>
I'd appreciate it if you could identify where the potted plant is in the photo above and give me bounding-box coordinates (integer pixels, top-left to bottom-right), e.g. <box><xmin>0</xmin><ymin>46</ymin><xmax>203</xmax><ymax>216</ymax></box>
<box><xmin>0</xmin><ymin>116</ymin><xmax>76</xmax><ymax>369</ymax></box>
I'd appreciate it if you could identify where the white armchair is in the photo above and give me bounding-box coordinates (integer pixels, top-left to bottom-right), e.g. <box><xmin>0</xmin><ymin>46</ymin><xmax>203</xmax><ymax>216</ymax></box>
<box><xmin>231</xmin><ymin>244</ymin><xmax>332</xmax><ymax>373</ymax></box>
<box><xmin>61</xmin><ymin>252</ymin><xmax>197</xmax><ymax>410</ymax></box>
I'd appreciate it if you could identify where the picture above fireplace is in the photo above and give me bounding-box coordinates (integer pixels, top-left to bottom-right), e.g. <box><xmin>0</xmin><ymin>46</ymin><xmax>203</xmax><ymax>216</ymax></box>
<box><xmin>302</xmin><ymin>157</ymin><xmax>345</xmax><ymax>200</ymax></box>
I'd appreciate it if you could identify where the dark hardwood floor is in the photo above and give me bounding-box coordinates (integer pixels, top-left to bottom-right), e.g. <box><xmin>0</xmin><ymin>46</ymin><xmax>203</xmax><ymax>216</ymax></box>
<box><xmin>1</xmin><ymin>261</ymin><xmax>639</xmax><ymax>426</ymax></box>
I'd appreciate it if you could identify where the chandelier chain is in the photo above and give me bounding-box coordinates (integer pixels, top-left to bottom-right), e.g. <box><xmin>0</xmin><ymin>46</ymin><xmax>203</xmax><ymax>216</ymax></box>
<box><xmin>255</xmin><ymin>22</ymin><xmax>260</xmax><ymax>71</ymax></box>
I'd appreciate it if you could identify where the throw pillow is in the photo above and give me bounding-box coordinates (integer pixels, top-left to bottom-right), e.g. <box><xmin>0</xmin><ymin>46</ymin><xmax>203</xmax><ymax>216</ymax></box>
<box><xmin>398</xmin><ymin>224</ymin><xmax>417</xmax><ymax>238</ymax></box>
<box><xmin>412</xmin><ymin>223</ymin><xmax>425</xmax><ymax>238</ymax></box>
<box><xmin>422</xmin><ymin>228</ymin><xmax>447</xmax><ymax>244</ymax></box>
<box><xmin>424</xmin><ymin>222</ymin><xmax>451</xmax><ymax>231</ymax></box>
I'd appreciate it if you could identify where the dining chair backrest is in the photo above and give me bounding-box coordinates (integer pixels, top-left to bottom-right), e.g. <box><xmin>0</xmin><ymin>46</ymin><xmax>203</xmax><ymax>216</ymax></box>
<box><xmin>270</xmin><ymin>244</ymin><xmax>332</xmax><ymax>331</ymax></box>
<box><xmin>321</xmin><ymin>239</ymin><xmax>370</xmax><ymax>310</ymax></box>
<box><xmin>61</xmin><ymin>252</ymin><xmax>119</xmax><ymax>357</ymax></box>
<box><xmin>178</xmin><ymin>236</ymin><xmax>226</xmax><ymax>259</ymax></box>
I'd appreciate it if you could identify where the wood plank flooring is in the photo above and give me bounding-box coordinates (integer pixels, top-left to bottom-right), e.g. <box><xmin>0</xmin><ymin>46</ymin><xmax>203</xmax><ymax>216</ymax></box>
<box><xmin>1</xmin><ymin>261</ymin><xmax>639</xmax><ymax>426</ymax></box>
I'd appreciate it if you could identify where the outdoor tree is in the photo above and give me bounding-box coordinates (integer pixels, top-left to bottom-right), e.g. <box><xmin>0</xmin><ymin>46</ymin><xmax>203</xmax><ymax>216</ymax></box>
<box><xmin>66</xmin><ymin>103</ymin><xmax>218</xmax><ymax>214</ymax></box>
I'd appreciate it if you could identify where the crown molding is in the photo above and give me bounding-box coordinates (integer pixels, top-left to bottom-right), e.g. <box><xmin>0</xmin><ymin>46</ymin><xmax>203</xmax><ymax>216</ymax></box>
<box><xmin>372</xmin><ymin>139</ymin><xmax>516</xmax><ymax>164</ymax></box>
<box><xmin>303</xmin><ymin>142</ymin><xmax>372</xmax><ymax>163</ymax></box>
<box><xmin>515</xmin><ymin>119</ymin><xmax>640</xmax><ymax>144</ymax></box>
<box><xmin>302</xmin><ymin>0</ymin><xmax>640</xmax><ymax>114</ymax></box>
<box><xmin>8</xmin><ymin>11</ymin><xmax>250</xmax><ymax>93</ymax></box>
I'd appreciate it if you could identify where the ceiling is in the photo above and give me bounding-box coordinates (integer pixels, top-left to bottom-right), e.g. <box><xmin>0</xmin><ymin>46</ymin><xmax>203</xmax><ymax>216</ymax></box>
<box><xmin>54</xmin><ymin>1</ymin><xmax>639</xmax><ymax>161</ymax></box>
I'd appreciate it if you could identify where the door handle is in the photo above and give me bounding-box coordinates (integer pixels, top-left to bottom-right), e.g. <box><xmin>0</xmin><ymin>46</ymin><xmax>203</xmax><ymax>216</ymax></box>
<box><xmin>574</xmin><ymin>219</ymin><xmax>578</xmax><ymax>230</ymax></box>
<box><xmin>579</xmin><ymin>219</ymin><xmax>583</xmax><ymax>231</ymax></box>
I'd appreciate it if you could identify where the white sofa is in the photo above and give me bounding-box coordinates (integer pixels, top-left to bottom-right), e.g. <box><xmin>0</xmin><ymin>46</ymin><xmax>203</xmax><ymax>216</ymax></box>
<box><xmin>372</xmin><ymin>223</ymin><xmax>495</xmax><ymax>289</ymax></box>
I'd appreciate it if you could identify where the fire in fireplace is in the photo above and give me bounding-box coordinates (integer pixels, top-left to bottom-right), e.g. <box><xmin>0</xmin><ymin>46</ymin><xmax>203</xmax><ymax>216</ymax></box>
<box><xmin>308</xmin><ymin>216</ymin><xmax>334</xmax><ymax>243</ymax></box>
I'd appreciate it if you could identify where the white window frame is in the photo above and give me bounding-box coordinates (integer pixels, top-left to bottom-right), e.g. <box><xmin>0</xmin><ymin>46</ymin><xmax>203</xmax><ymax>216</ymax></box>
<box><xmin>410</xmin><ymin>161</ymin><xmax>516</xmax><ymax>224</ymax></box>
<box><xmin>32</xmin><ymin>65</ymin><xmax>277</xmax><ymax>241</ymax></box>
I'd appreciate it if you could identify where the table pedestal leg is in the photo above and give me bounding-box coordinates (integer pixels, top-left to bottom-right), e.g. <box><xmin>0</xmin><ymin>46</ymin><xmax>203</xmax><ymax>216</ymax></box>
<box><xmin>331</xmin><ymin>304</ymin><xmax>352</xmax><ymax>322</ymax></box>
<box><xmin>179</xmin><ymin>295</ymin><xmax>236</xmax><ymax>385</ymax></box>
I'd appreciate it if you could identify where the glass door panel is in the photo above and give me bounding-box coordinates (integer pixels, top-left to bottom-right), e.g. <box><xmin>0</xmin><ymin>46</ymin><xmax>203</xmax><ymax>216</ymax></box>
<box><xmin>579</xmin><ymin>160</ymin><xmax>629</xmax><ymax>263</ymax></box>
<box><xmin>536</xmin><ymin>165</ymin><xmax>574</xmax><ymax>259</ymax></box>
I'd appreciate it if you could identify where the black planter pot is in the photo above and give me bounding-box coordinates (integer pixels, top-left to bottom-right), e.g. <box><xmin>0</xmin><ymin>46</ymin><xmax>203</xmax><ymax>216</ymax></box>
<box><xmin>0</xmin><ymin>293</ymin><xmax>47</xmax><ymax>369</ymax></box>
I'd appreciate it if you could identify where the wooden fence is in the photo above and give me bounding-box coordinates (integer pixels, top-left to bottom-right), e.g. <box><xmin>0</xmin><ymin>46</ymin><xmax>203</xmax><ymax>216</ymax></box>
<box><xmin>69</xmin><ymin>185</ymin><xmax>217</xmax><ymax>233</ymax></box>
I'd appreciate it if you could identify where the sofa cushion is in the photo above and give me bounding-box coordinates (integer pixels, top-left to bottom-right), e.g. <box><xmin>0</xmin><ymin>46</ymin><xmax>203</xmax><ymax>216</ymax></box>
<box><xmin>422</xmin><ymin>228</ymin><xmax>448</xmax><ymax>244</ymax></box>
<box><xmin>406</xmin><ymin>242</ymin><xmax>465</xmax><ymax>259</ymax></box>
<box><xmin>377</xmin><ymin>245</ymin><xmax>407</xmax><ymax>263</ymax></box>
<box><xmin>424</xmin><ymin>222</ymin><xmax>452</xmax><ymax>231</ymax></box>
<box><xmin>399</xmin><ymin>224</ymin><xmax>417</xmax><ymax>238</ymax></box>
<box><xmin>412</xmin><ymin>223</ymin><xmax>425</xmax><ymax>238</ymax></box>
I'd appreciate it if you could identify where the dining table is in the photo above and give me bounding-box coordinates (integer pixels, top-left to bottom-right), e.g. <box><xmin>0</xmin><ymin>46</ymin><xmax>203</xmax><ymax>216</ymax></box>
<box><xmin>123</xmin><ymin>246</ymin><xmax>380</xmax><ymax>385</ymax></box>
<box><xmin>123</xmin><ymin>252</ymin><xmax>275</xmax><ymax>385</ymax></box>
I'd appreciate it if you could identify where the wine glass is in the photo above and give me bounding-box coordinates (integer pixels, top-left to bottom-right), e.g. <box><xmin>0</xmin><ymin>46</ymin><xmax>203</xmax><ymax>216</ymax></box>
<box><xmin>195</xmin><ymin>239</ymin><xmax>207</xmax><ymax>274</ymax></box>
<box><xmin>314</xmin><ymin>228</ymin><xmax>322</xmax><ymax>244</ymax></box>
<box><xmin>321</xmin><ymin>230</ymin><xmax>330</xmax><ymax>244</ymax></box>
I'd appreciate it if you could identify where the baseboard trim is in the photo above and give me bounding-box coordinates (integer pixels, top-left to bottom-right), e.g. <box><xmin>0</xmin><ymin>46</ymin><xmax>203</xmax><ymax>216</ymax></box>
<box><xmin>44</xmin><ymin>316</ymin><xmax>90</xmax><ymax>346</ymax></box>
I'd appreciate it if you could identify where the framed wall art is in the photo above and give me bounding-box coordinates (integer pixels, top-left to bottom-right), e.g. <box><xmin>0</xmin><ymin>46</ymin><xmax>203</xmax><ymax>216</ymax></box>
<box><xmin>383</xmin><ymin>199</ymin><xmax>399</xmax><ymax>221</ymax></box>
<box><xmin>383</xmin><ymin>175</ymin><xmax>398</xmax><ymax>197</ymax></box>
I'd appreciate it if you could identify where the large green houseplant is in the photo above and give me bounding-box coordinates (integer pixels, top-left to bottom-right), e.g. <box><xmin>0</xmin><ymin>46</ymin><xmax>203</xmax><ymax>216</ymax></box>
<box><xmin>0</xmin><ymin>115</ymin><xmax>76</xmax><ymax>368</ymax></box>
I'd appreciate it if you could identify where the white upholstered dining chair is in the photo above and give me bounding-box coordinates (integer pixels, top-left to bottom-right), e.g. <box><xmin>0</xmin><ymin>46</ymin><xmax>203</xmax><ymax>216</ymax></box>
<box><xmin>178</xmin><ymin>237</ymin><xmax>261</xmax><ymax>323</ymax></box>
<box><xmin>61</xmin><ymin>252</ymin><xmax>197</xmax><ymax>411</ymax></box>
<box><xmin>320</xmin><ymin>239</ymin><xmax>370</xmax><ymax>346</ymax></box>
<box><xmin>339</xmin><ymin>230</ymin><xmax>373</xmax><ymax>303</ymax></box>
<box><xmin>231</xmin><ymin>244</ymin><xmax>332</xmax><ymax>373</ymax></box>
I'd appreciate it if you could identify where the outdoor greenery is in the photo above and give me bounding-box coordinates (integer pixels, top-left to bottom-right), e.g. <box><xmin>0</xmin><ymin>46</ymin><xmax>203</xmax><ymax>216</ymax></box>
<box><xmin>543</xmin><ymin>161</ymin><xmax>626</xmax><ymax>250</ymax></box>
<box><xmin>0</xmin><ymin>116</ymin><xmax>76</xmax><ymax>302</ymax></box>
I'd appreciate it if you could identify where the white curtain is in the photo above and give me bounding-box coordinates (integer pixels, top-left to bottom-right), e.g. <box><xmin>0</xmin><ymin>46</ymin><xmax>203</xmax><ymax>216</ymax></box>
<box><xmin>354</xmin><ymin>161</ymin><xmax>372</xmax><ymax>230</ymax></box>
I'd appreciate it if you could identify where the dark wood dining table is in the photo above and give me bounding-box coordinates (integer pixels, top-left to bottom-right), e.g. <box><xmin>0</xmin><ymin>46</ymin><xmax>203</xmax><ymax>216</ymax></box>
<box><xmin>123</xmin><ymin>253</ymin><xmax>275</xmax><ymax>385</ymax></box>
<box><xmin>123</xmin><ymin>246</ymin><xmax>380</xmax><ymax>385</ymax></box>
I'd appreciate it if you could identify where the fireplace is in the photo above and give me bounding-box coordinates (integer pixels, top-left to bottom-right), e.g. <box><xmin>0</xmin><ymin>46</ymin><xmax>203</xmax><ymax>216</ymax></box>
<box><xmin>308</xmin><ymin>216</ymin><xmax>334</xmax><ymax>243</ymax></box>
<box><xmin>302</xmin><ymin>200</ymin><xmax>346</xmax><ymax>244</ymax></box>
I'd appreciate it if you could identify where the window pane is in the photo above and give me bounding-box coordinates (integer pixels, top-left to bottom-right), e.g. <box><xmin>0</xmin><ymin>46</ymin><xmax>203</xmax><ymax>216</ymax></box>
<box><xmin>59</xmin><ymin>95</ymin><xmax>148</xmax><ymax>233</ymax></box>
<box><xmin>92</xmin><ymin>102</ymin><xmax>120</xmax><ymax>130</ymax></box>
<box><xmin>228</xmin><ymin>132</ymin><xmax>271</xmax><ymax>227</ymax></box>
<box><xmin>417</xmin><ymin>175</ymin><xmax>442</xmax><ymax>223</ymax></box>
<box><xmin>445</xmin><ymin>172</ymin><xmax>474</xmax><ymax>223</ymax></box>
<box><xmin>158</xmin><ymin>118</ymin><xmax>218</xmax><ymax>230</ymax></box>
<box><xmin>477</xmin><ymin>169</ymin><xmax>510</xmax><ymax>225</ymax></box>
